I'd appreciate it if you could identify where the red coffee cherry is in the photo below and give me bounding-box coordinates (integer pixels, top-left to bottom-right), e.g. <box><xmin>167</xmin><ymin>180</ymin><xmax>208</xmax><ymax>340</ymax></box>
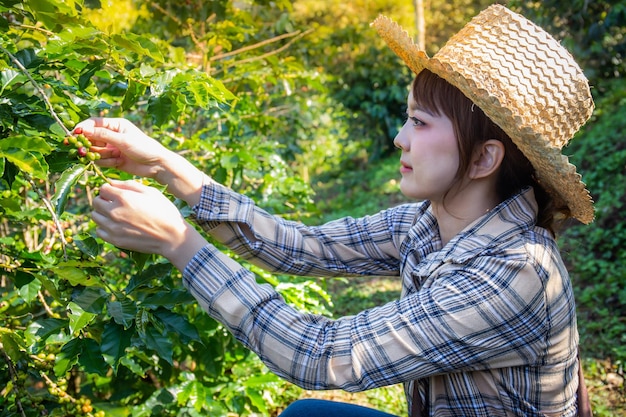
<box><xmin>77</xmin><ymin>147</ymin><xmax>88</xmax><ymax>157</ymax></box>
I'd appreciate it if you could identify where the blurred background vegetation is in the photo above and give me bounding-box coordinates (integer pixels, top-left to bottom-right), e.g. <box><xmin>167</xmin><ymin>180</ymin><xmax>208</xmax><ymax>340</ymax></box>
<box><xmin>0</xmin><ymin>0</ymin><xmax>624</xmax><ymax>416</ymax></box>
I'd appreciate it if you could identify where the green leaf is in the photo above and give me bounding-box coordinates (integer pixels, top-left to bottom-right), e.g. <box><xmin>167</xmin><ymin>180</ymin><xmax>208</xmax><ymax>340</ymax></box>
<box><xmin>0</xmin><ymin>149</ymin><xmax>48</xmax><ymax>179</ymax></box>
<box><xmin>135</xmin><ymin>388</ymin><xmax>176</xmax><ymax>417</ymax></box>
<box><xmin>79</xmin><ymin>338</ymin><xmax>108</xmax><ymax>376</ymax></box>
<box><xmin>72</xmin><ymin>287</ymin><xmax>107</xmax><ymax>313</ymax></box>
<box><xmin>243</xmin><ymin>372</ymin><xmax>282</xmax><ymax>387</ymax></box>
<box><xmin>0</xmin><ymin>69</ymin><xmax>22</xmax><ymax>94</ymax></box>
<box><xmin>148</xmin><ymin>95</ymin><xmax>176</xmax><ymax>126</ymax></box>
<box><xmin>178</xmin><ymin>380</ymin><xmax>207</xmax><ymax>412</ymax></box>
<box><xmin>54</xmin><ymin>265</ymin><xmax>103</xmax><ymax>287</ymax></box>
<box><xmin>153</xmin><ymin>309</ymin><xmax>200</xmax><ymax>344</ymax></box>
<box><xmin>135</xmin><ymin>308</ymin><xmax>151</xmax><ymax>338</ymax></box>
<box><xmin>78</xmin><ymin>59</ymin><xmax>103</xmax><ymax>90</ymax></box>
<box><xmin>121</xmin><ymin>77</ymin><xmax>147</xmax><ymax>111</ymax></box>
<box><xmin>245</xmin><ymin>387</ymin><xmax>269</xmax><ymax>415</ymax></box>
<box><xmin>144</xmin><ymin>326</ymin><xmax>173</xmax><ymax>365</ymax></box>
<box><xmin>68</xmin><ymin>301</ymin><xmax>96</xmax><ymax>335</ymax></box>
<box><xmin>125</xmin><ymin>263</ymin><xmax>172</xmax><ymax>294</ymax></box>
<box><xmin>26</xmin><ymin>318</ymin><xmax>68</xmax><ymax>346</ymax></box>
<box><xmin>107</xmin><ymin>297</ymin><xmax>137</xmax><ymax>328</ymax></box>
<box><xmin>25</xmin><ymin>0</ymin><xmax>79</xmax><ymax>29</ymax></box>
<box><xmin>111</xmin><ymin>33</ymin><xmax>164</xmax><ymax>63</ymax></box>
<box><xmin>130</xmin><ymin>251</ymin><xmax>152</xmax><ymax>271</ymax></box>
<box><xmin>0</xmin><ymin>135</ymin><xmax>53</xmax><ymax>154</ymax></box>
<box><xmin>0</xmin><ymin>193</ymin><xmax>19</xmax><ymax>212</ymax></box>
<box><xmin>140</xmin><ymin>290</ymin><xmax>195</xmax><ymax>309</ymax></box>
<box><xmin>51</xmin><ymin>164</ymin><xmax>86</xmax><ymax>215</ymax></box>
<box><xmin>101</xmin><ymin>322</ymin><xmax>133</xmax><ymax>372</ymax></box>
<box><xmin>220</xmin><ymin>154</ymin><xmax>240</xmax><ymax>170</ymax></box>
<box><xmin>12</xmin><ymin>270</ymin><xmax>35</xmax><ymax>287</ymax></box>
<box><xmin>14</xmin><ymin>48</ymin><xmax>42</xmax><ymax>69</ymax></box>
<box><xmin>18</xmin><ymin>278</ymin><xmax>41</xmax><ymax>304</ymax></box>
<box><xmin>54</xmin><ymin>337</ymin><xmax>81</xmax><ymax>376</ymax></box>
<box><xmin>0</xmin><ymin>328</ymin><xmax>26</xmax><ymax>362</ymax></box>
<box><xmin>51</xmin><ymin>25</ymin><xmax>103</xmax><ymax>48</ymax></box>
<box><xmin>119</xmin><ymin>355</ymin><xmax>146</xmax><ymax>377</ymax></box>
<box><xmin>73</xmin><ymin>235</ymin><xmax>101</xmax><ymax>259</ymax></box>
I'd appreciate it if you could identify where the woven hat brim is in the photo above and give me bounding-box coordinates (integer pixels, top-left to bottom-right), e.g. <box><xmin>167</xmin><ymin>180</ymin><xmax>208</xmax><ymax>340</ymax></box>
<box><xmin>371</xmin><ymin>9</ymin><xmax>594</xmax><ymax>224</ymax></box>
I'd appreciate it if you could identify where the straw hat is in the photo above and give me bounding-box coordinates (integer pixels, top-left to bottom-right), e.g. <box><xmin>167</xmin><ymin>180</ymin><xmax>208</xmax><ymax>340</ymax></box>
<box><xmin>371</xmin><ymin>4</ymin><xmax>595</xmax><ymax>224</ymax></box>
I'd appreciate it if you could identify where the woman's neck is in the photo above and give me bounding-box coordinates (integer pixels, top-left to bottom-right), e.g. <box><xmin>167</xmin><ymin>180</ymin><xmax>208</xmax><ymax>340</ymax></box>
<box><xmin>431</xmin><ymin>184</ymin><xmax>501</xmax><ymax>246</ymax></box>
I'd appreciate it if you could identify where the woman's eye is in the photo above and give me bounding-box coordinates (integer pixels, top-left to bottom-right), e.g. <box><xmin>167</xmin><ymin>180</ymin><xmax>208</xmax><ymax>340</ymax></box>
<box><xmin>408</xmin><ymin>116</ymin><xmax>424</xmax><ymax>127</ymax></box>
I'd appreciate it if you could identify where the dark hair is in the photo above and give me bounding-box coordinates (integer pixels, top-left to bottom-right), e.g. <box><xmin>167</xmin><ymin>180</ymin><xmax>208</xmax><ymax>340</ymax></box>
<box><xmin>411</xmin><ymin>69</ymin><xmax>564</xmax><ymax>234</ymax></box>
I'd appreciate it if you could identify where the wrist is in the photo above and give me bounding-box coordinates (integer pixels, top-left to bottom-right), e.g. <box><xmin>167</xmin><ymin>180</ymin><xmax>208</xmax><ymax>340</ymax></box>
<box><xmin>161</xmin><ymin>222</ymin><xmax>208</xmax><ymax>272</ymax></box>
<box><xmin>154</xmin><ymin>151</ymin><xmax>208</xmax><ymax>206</ymax></box>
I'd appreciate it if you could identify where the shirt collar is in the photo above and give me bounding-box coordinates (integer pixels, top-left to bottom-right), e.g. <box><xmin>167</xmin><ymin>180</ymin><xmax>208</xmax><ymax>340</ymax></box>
<box><xmin>435</xmin><ymin>187</ymin><xmax>538</xmax><ymax>263</ymax></box>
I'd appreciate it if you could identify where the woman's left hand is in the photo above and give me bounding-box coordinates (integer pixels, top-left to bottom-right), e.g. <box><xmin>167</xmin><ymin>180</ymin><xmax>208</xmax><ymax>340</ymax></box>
<box><xmin>92</xmin><ymin>180</ymin><xmax>207</xmax><ymax>270</ymax></box>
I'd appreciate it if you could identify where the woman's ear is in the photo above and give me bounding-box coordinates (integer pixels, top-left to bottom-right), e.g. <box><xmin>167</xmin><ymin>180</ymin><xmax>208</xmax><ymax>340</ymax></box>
<box><xmin>468</xmin><ymin>139</ymin><xmax>505</xmax><ymax>179</ymax></box>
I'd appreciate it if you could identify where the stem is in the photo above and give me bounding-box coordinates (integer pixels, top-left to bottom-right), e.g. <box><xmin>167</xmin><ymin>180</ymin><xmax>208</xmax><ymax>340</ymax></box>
<box><xmin>210</xmin><ymin>29</ymin><xmax>310</xmax><ymax>61</ymax></box>
<box><xmin>25</xmin><ymin>176</ymin><xmax>69</xmax><ymax>258</ymax></box>
<box><xmin>39</xmin><ymin>370</ymin><xmax>77</xmax><ymax>403</ymax></box>
<box><xmin>0</xmin><ymin>348</ymin><xmax>28</xmax><ymax>417</ymax></box>
<box><xmin>90</xmin><ymin>162</ymin><xmax>112</xmax><ymax>184</ymax></box>
<box><xmin>0</xmin><ymin>44</ymin><xmax>72</xmax><ymax>137</ymax></box>
<box><xmin>37</xmin><ymin>291</ymin><xmax>57</xmax><ymax>318</ymax></box>
<box><xmin>211</xmin><ymin>28</ymin><xmax>314</xmax><ymax>74</ymax></box>
<box><xmin>9</xmin><ymin>22</ymin><xmax>55</xmax><ymax>37</ymax></box>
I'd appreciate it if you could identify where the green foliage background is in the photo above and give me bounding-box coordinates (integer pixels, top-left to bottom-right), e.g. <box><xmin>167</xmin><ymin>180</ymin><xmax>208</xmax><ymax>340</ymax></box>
<box><xmin>0</xmin><ymin>0</ymin><xmax>624</xmax><ymax>416</ymax></box>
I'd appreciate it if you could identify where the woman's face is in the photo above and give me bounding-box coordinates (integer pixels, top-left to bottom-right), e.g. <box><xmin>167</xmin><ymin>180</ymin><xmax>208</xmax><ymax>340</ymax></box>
<box><xmin>393</xmin><ymin>90</ymin><xmax>460</xmax><ymax>203</ymax></box>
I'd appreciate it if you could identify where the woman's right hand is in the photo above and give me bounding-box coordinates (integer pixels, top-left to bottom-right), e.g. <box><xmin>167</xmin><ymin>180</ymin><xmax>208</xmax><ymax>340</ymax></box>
<box><xmin>76</xmin><ymin>117</ymin><xmax>210</xmax><ymax>206</ymax></box>
<box><xmin>75</xmin><ymin>117</ymin><xmax>171</xmax><ymax>180</ymax></box>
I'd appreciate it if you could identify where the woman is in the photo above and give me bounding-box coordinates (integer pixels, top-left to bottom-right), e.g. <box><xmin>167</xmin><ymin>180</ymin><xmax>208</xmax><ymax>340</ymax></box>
<box><xmin>84</xmin><ymin>5</ymin><xmax>594</xmax><ymax>416</ymax></box>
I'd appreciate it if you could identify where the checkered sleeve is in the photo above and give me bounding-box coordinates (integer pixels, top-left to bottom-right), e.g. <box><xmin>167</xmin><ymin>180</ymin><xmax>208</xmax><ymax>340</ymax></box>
<box><xmin>182</xmin><ymin>239</ymin><xmax>554</xmax><ymax>393</ymax></box>
<box><xmin>191</xmin><ymin>181</ymin><xmax>419</xmax><ymax>277</ymax></box>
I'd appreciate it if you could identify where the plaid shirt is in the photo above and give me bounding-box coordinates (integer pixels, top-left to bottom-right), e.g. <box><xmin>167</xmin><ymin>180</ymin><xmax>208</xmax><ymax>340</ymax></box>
<box><xmin>183</xmin><ymin>184</ymin><xmax>579</xmax><ymax>417</ymax></box>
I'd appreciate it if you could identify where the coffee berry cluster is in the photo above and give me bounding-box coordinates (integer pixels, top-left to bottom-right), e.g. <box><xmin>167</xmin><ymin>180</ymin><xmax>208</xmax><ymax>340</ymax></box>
<box><xmin>63</xmin><ymin>127</ymin><xmax>100</xmax><ymax>164</ymax></box>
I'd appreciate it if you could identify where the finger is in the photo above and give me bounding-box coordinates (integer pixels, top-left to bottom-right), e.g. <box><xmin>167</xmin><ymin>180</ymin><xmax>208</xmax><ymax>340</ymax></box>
<box><xmin>74</xmin><ymin>117</ymin><xmax>140</xmax><ymax>150</ymax></box>
<box><xmin>96</xmin><ymin>180</ymin><xmax>154</xmax><ymax>207</ymax></box>
<box><xmin>92</xmin><ymin>222</ymin><xmax>122</xmax><ymax>248</ymax></box>
<box><xmin>75</xmin><ymin>117</ymin><xmax>125</xmax><ymax>133</ymax></box>
<box><xmin>89</xmin><ymin>144</ymin><xmax>120</xmax><ymax>158</ymax></box>
<box><xmin>81</xmin><ymin>125</ymin><xmax>129</xmax><ymax>149</ymax></box>
<box><xmin>90</xmin><ymin>144</ymin><xmax>122</xmax><ymax>168</ymax></box>
<box><xmin>92</xmin><ymin>191</ymin><xmax>114</xmax><ymax>213</ymax></box>
<box><xmin>90</xmin><ymin>209</ymin><xmax>110</xmax><ymax>227</ymax></box>
<box><xmin>94</xmin><ymin>156</ymin><xmax>122</xmax><ymax>169</ymax></box>
<box><xmin>95</xmin><ymin>180</ymin><xmax>128</xmax><ymax>202</ymax></box>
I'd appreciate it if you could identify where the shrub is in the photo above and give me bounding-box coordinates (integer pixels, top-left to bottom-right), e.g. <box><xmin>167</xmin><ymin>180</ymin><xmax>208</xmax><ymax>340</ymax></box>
<box><xmin>560</xmin><ymin>77</ymin><xmax>626</xmax><ymax>363</ymax></box>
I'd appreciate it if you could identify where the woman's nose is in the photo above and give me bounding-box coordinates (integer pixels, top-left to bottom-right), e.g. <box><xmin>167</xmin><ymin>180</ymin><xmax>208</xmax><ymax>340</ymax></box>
<box><xmin>393</xmin><ymin>123</ymin><xmax>408</xmax><ymax>151</ymax></box>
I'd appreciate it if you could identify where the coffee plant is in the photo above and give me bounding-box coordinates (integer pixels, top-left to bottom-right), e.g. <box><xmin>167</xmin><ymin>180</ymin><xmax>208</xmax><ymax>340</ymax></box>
<box><xmin>0</xmin><ymin>1</ymin><xmax>335</xmax><ymax>416</ymax></box>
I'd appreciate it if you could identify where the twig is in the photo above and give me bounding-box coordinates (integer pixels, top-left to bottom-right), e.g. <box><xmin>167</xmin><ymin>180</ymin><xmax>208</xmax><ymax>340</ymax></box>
<box><xmin>25</xmin><ymin>176</ymin><xmax>68</xmax><ymax>258</ymax></box>
<box><xmin>149</xmin><ymin>1</ymin><xmax>183</xmax><ymax>26</ymax></box>
<box><xmin>37</xmin><ymin>291</ymin><xmax>56</xmax><ymax>318</ymax></box>
<box><xmin>0</xmin><ymin>44</ymin><xmax>72</xmax><ymax>137</ymax></box>
<box><xmin>90</xmin><ymin>162</ymin><xmax>112</xmax><ymax>185</ymax></box>
<box><xmin>38</xmin><ymin>368</ymin><xmax>77</xmax><ymax>403</ymax></box>
<box><xmin>212</xmin><ymin>28</ymin><xmax>314</xmax><ymax>74</ymax></box>
<box><xmin>8</xmin><ymin>22</ymin><xmax>55</xmax><ymax>37</ymax></box>
<box><xmin>1</xmin><ymin>348</ymin><xmax>28</xmax><ymax>417</ymax></box>
<box><xmin>210</xmin><ymin>29</ymin><xmax>311</xmax><ymax>61</ymax></box>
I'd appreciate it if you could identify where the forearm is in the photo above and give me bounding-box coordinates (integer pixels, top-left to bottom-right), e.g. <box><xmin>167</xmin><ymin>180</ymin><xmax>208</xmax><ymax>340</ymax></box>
<box><xmin>193</xmin><ymin>182</ymin><xmax>411</xmax><ymax>277</ymax></box>
<box><xmin>154</xmin><ymin>150</ymin><xmax>214</xmax><ymax>207</ymax></box>
<box><xmin>183</xmin><ymin>245</ymin><xmax>362</xmax><ymax>390</ymax></box>
<box><xmin>161</xmin><ymin>222</ymin><xmax>209</xmax><ymax>272</ymax></box>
